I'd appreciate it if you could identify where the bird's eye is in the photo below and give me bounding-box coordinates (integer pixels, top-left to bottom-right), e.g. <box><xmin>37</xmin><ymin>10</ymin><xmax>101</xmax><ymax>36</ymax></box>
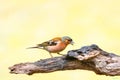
<box><xmin>68</xmin><ymin>39</ymin><xmax>72</xmax><ymax>42</ymax></box>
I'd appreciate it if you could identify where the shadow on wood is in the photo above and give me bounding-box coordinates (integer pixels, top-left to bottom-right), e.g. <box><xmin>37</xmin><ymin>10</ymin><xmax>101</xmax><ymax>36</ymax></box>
<box><xmin>9</xmin><ymin>44</ymin><xmax>120</xmax><ymax>76</ymax></box>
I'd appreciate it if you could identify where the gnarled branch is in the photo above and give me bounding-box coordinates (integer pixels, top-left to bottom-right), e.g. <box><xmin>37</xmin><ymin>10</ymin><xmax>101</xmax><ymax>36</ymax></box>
<box><xmin>9</xmin><ymin>44</ymin><xmax>120</xmax><ymax>76</ymax></box>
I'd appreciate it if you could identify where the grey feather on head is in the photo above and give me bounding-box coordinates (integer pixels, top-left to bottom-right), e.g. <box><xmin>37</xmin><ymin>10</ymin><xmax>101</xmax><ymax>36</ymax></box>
<box><xmin>62</xmin><ymin>36</ymin><xmax>74</xmax><ymax>45</ymax></box>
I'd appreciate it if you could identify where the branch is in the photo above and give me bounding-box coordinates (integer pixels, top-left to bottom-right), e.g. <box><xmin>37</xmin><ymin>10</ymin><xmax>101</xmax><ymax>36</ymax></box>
<box><xmin>9</xmin><ymin>44</ymin><xmax>120</xmax><ymax>76</ymax></box>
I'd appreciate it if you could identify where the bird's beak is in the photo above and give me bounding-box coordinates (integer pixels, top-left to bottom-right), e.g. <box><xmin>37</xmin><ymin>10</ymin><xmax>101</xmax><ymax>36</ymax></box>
<box><xmin>70</xmin><ymin>41</ymin><xmax>74</xmax><ymax>45</ymax></box>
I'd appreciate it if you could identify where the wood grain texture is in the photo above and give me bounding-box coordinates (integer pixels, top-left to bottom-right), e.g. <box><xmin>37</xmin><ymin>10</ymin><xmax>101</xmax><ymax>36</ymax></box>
<box><xmin>9</xmin><ymin>44</ymin><xmax>120</xmax><ymax>76</ymax></box>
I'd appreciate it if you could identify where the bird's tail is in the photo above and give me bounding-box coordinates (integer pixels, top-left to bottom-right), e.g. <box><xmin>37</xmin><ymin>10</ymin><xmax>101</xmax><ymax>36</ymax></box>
<box><xmin>27</xmin><ymin>46</ymin><xmax>39</xmax><ymax>49</ymax></box>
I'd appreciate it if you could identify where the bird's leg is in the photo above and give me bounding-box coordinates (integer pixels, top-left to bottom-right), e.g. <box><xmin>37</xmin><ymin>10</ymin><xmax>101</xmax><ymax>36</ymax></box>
<box><xmin>57</xmin><ymin>53</ymin><xmax>65</xmax><ymax>56</ymax></box>
<box><xmin>49</xmin><ymin>52</ymin><xmax>53</xmax><ymax>58</ymax></box>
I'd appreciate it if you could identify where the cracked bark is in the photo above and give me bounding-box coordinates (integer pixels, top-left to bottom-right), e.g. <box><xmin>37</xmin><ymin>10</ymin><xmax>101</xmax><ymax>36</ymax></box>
<box><xmin>9</xmin><ymin>44</ymin><xmax>120</xmax><ymax>76</ymax></box>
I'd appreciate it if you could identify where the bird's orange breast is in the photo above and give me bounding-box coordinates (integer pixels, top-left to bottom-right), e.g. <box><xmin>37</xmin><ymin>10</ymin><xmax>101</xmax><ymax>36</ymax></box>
<box><xmin>46</xmin><ymin>41</ymin><xmax>67</xmax><ymax>53</ymax></box>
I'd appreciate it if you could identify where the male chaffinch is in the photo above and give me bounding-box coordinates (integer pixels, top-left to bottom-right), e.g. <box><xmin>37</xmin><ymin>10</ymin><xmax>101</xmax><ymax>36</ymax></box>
<box><xmin>28</xmin><ymin>36</ymin><xmax>74</xmax><ymax>57</ymax></box>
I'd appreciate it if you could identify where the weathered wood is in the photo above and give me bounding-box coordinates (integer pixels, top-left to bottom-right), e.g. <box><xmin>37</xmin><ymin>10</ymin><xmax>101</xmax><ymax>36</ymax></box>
<box><xmin>9</xmin><ymin>44</ymin><xmax>120</xmax><ymax>76</ymax></box>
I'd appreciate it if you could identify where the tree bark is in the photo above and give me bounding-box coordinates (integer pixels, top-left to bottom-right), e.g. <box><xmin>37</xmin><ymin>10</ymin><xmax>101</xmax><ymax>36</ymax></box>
<box><xmin>9</xmin><ymin>44</ymin><xmax>120</xmax><ymax>76</ymax></box>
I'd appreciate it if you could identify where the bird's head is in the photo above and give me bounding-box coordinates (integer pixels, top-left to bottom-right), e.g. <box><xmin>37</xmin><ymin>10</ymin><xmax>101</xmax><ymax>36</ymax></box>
<box><xmin>62</xmin><ymin>36</ymin><xmax>74</xmax><ymax>45</ymax></box>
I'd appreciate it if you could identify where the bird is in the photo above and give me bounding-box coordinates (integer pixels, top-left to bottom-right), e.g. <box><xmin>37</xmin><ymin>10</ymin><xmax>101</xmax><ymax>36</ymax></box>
<box><xmin>27</xmin><ymin>36</ymin><xmax>74</xmax><ymax>57</ymax></box>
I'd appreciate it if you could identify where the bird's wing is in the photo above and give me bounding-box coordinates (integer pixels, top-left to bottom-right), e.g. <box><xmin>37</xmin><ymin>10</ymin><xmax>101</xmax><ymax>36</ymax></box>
<box><xmin>48</xmin><ymin>40</ymin><xmax>58</xmax><ymax>46</ymax></box>
<box><xmin>37</xmin><ymin>40</ymin><xmax>57</xmax><ymax>47</ymax></box>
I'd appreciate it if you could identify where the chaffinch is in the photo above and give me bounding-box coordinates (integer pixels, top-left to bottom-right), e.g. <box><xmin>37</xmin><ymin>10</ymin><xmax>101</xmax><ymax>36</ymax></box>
<box><xmin>28</xmin><ymin>36</ymin><xmax>74</xmax><ymax>57</ymax></box>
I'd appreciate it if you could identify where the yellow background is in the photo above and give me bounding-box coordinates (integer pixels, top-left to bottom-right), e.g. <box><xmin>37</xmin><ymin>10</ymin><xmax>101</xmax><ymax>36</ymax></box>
<box><xmin>1</xmin><ymin>0</ymin><xmax>120</xmax><ymax>80</ymax></box>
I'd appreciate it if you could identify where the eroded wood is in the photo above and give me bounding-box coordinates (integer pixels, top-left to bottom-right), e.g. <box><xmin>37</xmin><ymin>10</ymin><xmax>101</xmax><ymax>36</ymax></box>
<box><xmin>9</xmin><ymin>44</ymin><xmax>120</xmax><ymax>76</ymax></box>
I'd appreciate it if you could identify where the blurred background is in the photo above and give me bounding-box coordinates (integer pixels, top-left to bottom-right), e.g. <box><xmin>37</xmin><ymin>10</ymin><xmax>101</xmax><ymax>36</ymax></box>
<box><xmin>1</xmin><ymin>0</ymin><xmax>120</xmax><ymax>80</ymax></box>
